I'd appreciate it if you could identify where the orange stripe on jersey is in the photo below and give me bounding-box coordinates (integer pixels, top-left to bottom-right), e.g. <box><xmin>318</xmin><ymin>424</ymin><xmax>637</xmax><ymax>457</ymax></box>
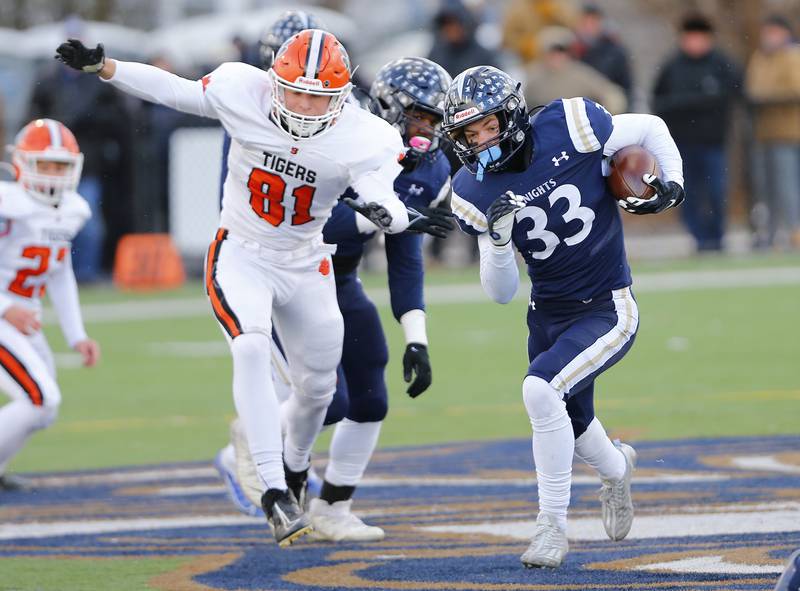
<box><xmin>205</xmin><ymin>229</ymin><xmax>242</xmax><ymax>339</ymax></box>
<box><xmin>0</xmin><ymin>345</ymin><xmax>43</xmax><ymax>406</ymax></box>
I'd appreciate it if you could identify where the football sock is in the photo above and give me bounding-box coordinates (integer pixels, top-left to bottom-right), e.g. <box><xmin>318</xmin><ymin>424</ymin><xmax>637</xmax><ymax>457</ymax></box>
<box><xmin>283</xmin><ymin>392</ymin><xmax>331</xmax><ymax>473</ymax></box>
<box><xmin>320</xmin><ymin>481</ymin><xmax>356</xmax><ymax>504</ymax></box>
<box><xmin>324</xmin><ymin>419</ymin><xmax>382</xmax><ymax>487</ymax></box>
<box><xmin>523</xmin><ymin>376</ymin><xmax>573</xmax><ymax>532</ymax></box>
<box><xmin>230</xmin><ymin>333</ymin><xmax>286</xmax><ymax>491</ymax></box>
<box><xmin>574</xmin><ymin>417</ymin><xmax>626</xmax><ymax>481</ymax></box>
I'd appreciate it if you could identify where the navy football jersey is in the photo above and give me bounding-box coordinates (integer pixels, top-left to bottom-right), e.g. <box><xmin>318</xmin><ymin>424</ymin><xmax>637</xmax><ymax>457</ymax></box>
<box><xmin>452</xmin><ymin>97</ymin><xmax>631</xmax><ymax>301</ymax></box>
<box><xmin>323</xmin><ymin>148</ymin><xmax>451</xmax><ymax>319</ymax></box>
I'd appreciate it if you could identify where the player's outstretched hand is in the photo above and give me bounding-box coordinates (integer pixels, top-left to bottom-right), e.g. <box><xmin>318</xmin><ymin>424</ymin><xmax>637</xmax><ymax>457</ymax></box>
<box><xmin>487</xmin><ymin>191</ymin><xmax>525</xmax><ymax>247</ymax></box>
<box><xmin>55</xmin><ymin>39</ymin><xmax>106</xmax><ymax>73</ymax></box>
<box><xmin>2</xmin><ymin>306</ymin><xmax>41</xmax><ymax>335</ymax></box>
<box><xmin>343</xmin><ymin>197</ymin><xmax>393</xmax><ymax>230</ymax></box>
<box><xmin>618</xmin><ymin>175</ymin><xmax>685</xmax><ymax>215</ymax></box>
<box><xmin>74</xmin><ymin>339</ymin><xmax>100</xmax><ymax>368</ymax></box>
<box><xmin>403</xmin><ymin>343</ymin><xmax>431</xmax><ymax>398</ymax></box>
<box><xmin>406</xmin><ymin>206</ymin><xmax>455</xmax><ymax>239</ymax></box>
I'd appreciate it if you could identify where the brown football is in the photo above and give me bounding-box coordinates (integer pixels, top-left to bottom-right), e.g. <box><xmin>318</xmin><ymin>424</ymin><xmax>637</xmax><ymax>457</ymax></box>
<box><xmin>607</xmin><ymin>145</ymin><xmax>660</xmax><ymax>200</ymax></box>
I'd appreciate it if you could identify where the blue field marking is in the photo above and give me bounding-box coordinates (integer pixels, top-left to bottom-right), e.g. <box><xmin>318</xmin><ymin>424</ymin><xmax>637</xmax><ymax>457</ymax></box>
<box><xmin>1</xmin><ymin>436</ymin><xmax>799</xmax><ymax>590</ymax></box>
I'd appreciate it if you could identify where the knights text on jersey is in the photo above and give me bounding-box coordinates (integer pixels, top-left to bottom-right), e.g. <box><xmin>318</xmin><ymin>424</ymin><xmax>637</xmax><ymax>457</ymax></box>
<box><xmin>204</xmin><ymin>62</ymin><xmax>404</xmax><ymax>251</ymax></box>
<box><xmin>451</xmin><ymin>97</ymin><xmax>632</xmax><ymax>301</ymax></box>
<box><xmin>0</xmin><ymin>182</ymin><xmax>90</xmax><ymax>309</ymax></box>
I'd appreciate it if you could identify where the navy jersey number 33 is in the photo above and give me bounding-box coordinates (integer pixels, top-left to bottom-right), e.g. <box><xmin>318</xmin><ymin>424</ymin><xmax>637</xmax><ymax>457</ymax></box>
<box><xmin>452</xmin><ymin>97</ymin><xmax>631</xmax><ymax>302</ymax></box>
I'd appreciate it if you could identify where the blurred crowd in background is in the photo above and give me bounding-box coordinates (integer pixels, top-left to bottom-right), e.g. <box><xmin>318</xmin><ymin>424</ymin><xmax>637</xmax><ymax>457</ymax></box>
<box><xmin>0</xmin><ymin>0</ymin><xmax>799</xmax><ymax>282</ymax></box>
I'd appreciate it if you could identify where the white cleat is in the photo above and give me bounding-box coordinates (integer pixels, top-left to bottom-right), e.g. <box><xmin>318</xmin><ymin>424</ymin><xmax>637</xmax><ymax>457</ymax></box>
<box><xmin>308</xmin><ymin>498</ymin><xmax>385</xmax><ymax>542</ymax></box>
<box><xmin>520</xmin><ymin>513</ymin><xmax>569</xmax><ymax>568</ymax></box>
<box><xmin>600</xmin><ymin>441</ymin><xmax>637</xmax><ymax>541</ymax></box>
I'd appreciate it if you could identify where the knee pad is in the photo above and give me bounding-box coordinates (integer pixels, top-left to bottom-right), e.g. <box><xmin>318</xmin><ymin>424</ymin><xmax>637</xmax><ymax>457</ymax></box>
<box><xmin>347</xmin><ymin>392</ymin><xmax>387</xmax><ymax>423</ymax></box>
<box><xmin>523</xmin><ymin>376</ymin><xmax>567</xmax><ymax>426</ymax></box>
<box><xmin>323</xmin><ymin>380</ymin><xmax>349</xmax><ymax>426</ymax></box>
<box><xmin>230</xmin><ymin>333</ymin><xmax>271</xmax><ymax>366</ymax></box>
<box><xmin>38</xmin><ymin>404</ymin><xmax>59</xmax><ymax>429</ymax></box>
<box><xmin>20</xmin><ymin>401</ymin><xmax>59</xmax><ymax>431</ymax></box>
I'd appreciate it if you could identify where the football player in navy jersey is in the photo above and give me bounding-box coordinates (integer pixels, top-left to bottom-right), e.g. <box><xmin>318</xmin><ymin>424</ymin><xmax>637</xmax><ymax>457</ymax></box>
<box><xmin>215</xmin><ymin>54</ymin><xmax>454</xmax><ymax>542</ymax></box>
<box><xmin>443</xmin><ymin>66</ymin><xmax>684</xmax><ymax>568</ymax></box>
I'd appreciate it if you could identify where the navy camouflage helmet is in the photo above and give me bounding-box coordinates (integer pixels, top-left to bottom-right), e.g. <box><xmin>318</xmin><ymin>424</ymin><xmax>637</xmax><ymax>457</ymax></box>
<box><xmin>259</xmin><ymin>10</ymin><xmax>327</xmax><ymax>69</ymax></box>
<box><xmin>442</xmin><ymin>66</ymin><xmax>530</xmax><ymax>175</ymax></box>
<box><xmin>369</xmin><ymin>57</ymin><xmax>453</xmax><ymax>153</ymax></box>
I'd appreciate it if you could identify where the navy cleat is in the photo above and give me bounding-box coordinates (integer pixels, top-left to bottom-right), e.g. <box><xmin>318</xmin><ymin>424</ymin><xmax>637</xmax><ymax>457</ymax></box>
<box><xmin>261</xmin><ymin>488</ymin><xmax>313</xmax><ymax>547</ymax></box>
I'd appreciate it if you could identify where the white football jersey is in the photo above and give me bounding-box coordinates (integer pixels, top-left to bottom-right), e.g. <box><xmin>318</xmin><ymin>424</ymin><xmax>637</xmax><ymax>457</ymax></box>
<box><xmin>205</xmin><ymin>63</ymin><xmax>404</xmax><ymax>249</ymax></box>
<box><xmin>0</xmin><ymin>182</ymin><xmax>90</xmax><ymax>311</ymax></box>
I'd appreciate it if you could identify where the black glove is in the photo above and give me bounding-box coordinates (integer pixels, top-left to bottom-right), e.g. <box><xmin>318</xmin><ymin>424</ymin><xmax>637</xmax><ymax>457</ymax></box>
<box><xmin>343</xmin><ymin>197</ymin><xmax>393</xmax><ymax>229</ymax></box>
<box><xmin>486</xmin><ymin>191</ymin><xmax>526</xmax><ymax>246</ymax></box>
<box><xmin>617</xmin><ymin>174</ymin><xmax>685</xmax><ymax>215</ymax></box>
<box><xmin>55</xmin><ymin>39</ymin><xmax>106</xmax><ymax>73</ymax></box>
<box><xmin>406</xmin><ymin>206</ymin><xmax>455</xmax><ymax>239</ymax></box>
<box><xmin>403</xmin><ymin>343</ymin><xmax>431</xmax><ymax>398</ymax></box>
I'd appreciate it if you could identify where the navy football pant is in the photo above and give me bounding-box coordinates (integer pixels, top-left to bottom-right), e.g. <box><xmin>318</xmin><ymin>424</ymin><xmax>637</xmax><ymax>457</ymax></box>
<box><xmin>526</xmin><ymin>287</ymin><xmax>638</xmax><ymax>438</ymax></box>
<box><xmin>324</xmin><ymin>271</ymin><xmax>389</xmax><ymax>425</ymax></box>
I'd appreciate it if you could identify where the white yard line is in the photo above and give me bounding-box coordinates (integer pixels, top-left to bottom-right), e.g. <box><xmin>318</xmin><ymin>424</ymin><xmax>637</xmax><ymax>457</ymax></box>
<box><xmin>420</xmin><ymin>504</ymin><xmax>800</xmax><ymax>542</ymax></box>
<box><xmin>0</xmin><ymin>514</ymin><xmax>258</xmax><ymax>541</ymax></box>
<box><xmin>40</xmin><ymin>266</ymin><xmax>800</xmax><ymax>325</ymax></box>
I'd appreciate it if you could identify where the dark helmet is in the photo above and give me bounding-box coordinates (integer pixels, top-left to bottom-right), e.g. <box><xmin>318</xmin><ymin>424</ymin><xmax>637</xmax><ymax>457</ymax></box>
<box><xmin>441</xmin><ymin>66</ymin><xmax>530</xmax><ymax>175</ymax></box>
<box><xmin>369</xmin><ymin>57</ymin><xmax>453</xmax><ymax>154</ymax></box>
<box><xmin>259</xmin><ymin>10</ymin><xmax>327</xmax><ymax>69</ymax></box>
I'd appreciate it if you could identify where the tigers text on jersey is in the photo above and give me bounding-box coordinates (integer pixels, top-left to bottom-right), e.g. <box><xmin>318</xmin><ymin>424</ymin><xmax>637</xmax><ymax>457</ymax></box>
<box><xmin>452</xmin><ymin>98</ymin><xmax>632</xmax><ymax>302</ymax></box>
<box><xmin>208</xmin><ymin>64</ymin><xmax>404</xmax><ymax>250</ymax></box>
<box><xmin>106</xmin><ymin>61</ymin><xmax>404</xmax><ymax>251</ymax></box>
<box><xmin>0</xmin><ymin>182</ymin><xmax>90</xmax><ymax>312</ymax></box>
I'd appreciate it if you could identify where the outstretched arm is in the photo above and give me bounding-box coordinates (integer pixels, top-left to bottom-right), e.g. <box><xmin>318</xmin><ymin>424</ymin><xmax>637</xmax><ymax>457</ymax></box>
<box><xmin>56</xmin><ymin>39</ymin><xmax>216</xmax><ymax>119</ymax></box>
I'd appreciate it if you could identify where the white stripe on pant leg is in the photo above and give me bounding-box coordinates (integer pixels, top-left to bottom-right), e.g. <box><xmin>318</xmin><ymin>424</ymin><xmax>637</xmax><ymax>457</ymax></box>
<box><xmin>549</xmin><ymin>288</ymin><xmax>638</xmax><ymax>394</ymax></box>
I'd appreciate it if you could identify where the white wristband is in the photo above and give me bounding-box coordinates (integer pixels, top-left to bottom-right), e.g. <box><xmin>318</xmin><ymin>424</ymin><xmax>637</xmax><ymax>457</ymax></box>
<box><xmin>400</xmin><ymin>309</ymin><xmax>428</xmax><ymax>346</ymax></box>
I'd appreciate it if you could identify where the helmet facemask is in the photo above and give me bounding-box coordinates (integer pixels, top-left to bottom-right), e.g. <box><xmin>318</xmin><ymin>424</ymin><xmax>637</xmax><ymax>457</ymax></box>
<box><xmin>13</xmin><ymin>148</ymin><xmax>83</xmax><ymax>207</ymax></box>
<box><xmin>446</xmin><ymin>103</ymin><xmax>527</xmax><ymax>177</ymax></box>
<box><xmin>270</xmin><ymin>69</ymin><xmax>352</xmax><ymax>139</ymax></box>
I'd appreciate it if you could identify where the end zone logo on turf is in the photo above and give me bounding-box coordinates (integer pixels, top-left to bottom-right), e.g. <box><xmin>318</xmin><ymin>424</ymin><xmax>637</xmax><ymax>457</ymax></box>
<box><xmin>2</xmin><ymin>436</ymin><xmax>798</xmax><ymax>591</ymax></box>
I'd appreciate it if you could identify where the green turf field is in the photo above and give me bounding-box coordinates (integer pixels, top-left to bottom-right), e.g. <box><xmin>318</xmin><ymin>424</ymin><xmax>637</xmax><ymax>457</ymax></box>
<box><xmin>11</xmin><ymin>252</ymin><xmax>800</xmax><ymax>473</ymax></box>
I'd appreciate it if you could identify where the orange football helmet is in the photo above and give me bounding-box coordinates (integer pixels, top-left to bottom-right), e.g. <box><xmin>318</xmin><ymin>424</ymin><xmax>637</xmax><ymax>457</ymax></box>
<box><xmin>269</xmin><ymin>28</ymin><xmax>352</xmax><ymax>139</ymax></box>
<box><xmin>12</xmin><ymin>119</ymin><xmax>83</xmax><ymax>206</ymax></box>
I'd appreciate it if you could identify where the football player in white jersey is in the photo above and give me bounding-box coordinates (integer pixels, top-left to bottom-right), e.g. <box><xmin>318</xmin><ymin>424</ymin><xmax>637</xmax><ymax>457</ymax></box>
<box><xmin>56</xmin><ymin>30</ymin><xmax>411</xmax><ymax>546</ymax></box>
<box><xmin>0</xmin><ymin>119</ymin><xmax>99</xmax><ymax>490</ymax></box>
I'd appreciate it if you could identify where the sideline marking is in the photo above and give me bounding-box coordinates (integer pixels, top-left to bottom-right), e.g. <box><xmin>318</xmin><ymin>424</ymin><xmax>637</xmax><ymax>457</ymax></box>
<box><xmin>42</xmin><ymin>267</ymin><xmax>800</xmax><ymax>325</ymax></box>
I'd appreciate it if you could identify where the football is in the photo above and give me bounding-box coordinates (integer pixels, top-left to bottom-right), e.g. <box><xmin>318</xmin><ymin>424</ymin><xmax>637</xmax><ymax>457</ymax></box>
<box><xmin>607</xmin><ymin>145</ymin><xmax>661</xmax><ymax>200</ymax></box>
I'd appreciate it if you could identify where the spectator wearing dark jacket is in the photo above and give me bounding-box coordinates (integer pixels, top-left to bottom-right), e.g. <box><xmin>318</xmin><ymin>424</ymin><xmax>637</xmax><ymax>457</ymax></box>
<box><xmin>653</xmin><ymin>13</ymin><xmax>742</xmax><ymax>252</ymax></box>
<box><xmin>428</xmin><ymin>0</ymin><xmax>501</xmax><ymax>79</ymax></box>
<box><xmin>28</xmin><ymin>63</ymin><xmax>133</xmax><ymax>280</ymax></box>
<box><xmin>428</xmin><ymin>0</ymin><xmax>502</xmax><ymax>263</ymax></box>
<box><xmin>572</xmin><ymin>4</ymin><xmax>632</xmax><ymax>103</ymax></box>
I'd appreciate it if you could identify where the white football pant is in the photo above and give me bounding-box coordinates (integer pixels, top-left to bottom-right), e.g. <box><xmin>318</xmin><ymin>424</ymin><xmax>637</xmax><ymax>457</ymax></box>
<box><xmin>0</xmin><ymin>320</ymin><xmax>60</xmax><ymax>475</ymax></box>
<box><xmin>206</xmin><ymin>229</ymin><xmax>343</xmax><ymax>492</ymax></box>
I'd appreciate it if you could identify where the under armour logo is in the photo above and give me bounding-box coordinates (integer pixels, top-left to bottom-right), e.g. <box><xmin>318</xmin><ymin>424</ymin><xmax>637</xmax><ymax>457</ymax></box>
<box><xmin>408</xmin><ymin>184</ymin><xmax>424</xmax><ymax>196</ymax></box>
<box><xmin>552</xmin><ymin>151</ymin><xmax>569</xmax><ymax>167</ymax></box>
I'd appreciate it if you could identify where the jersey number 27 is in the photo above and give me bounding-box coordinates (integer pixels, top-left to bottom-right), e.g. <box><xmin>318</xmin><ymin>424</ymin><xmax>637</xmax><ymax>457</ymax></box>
<box><xmin>248</xmin><ymin>168</ymin><xmax>315</xmax><ymax>227</ymax></box>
